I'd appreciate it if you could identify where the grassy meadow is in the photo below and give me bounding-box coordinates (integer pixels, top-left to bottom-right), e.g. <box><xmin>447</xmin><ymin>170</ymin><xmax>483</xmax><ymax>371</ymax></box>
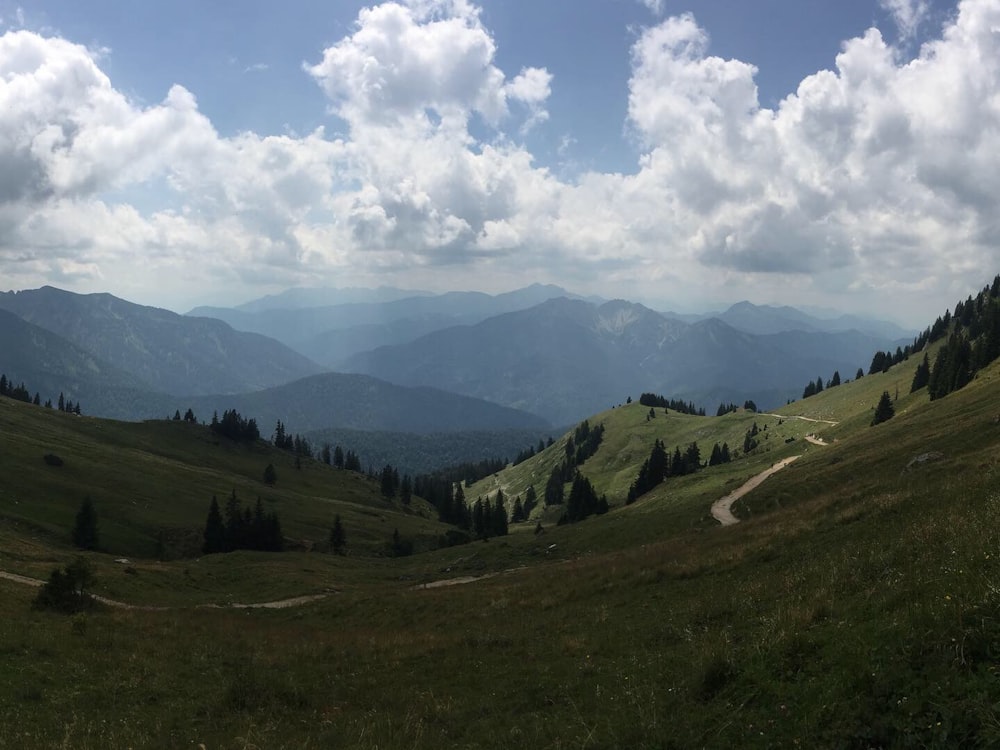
<box><xmin>3</xmin><ymin>346</ymin><xmax>1000</xmax><ymax>747</ymax></box>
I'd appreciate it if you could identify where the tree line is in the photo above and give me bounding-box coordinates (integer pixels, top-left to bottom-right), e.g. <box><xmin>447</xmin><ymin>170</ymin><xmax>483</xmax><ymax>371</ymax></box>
<box><xmin>639</xmin><ymin>393</ymin><xmax>706</xmax><ymax>416</ymax></box>
<box><xmin>0</xmin><ymin>374</ymin><xmax>82</xmax><ymax>413</ymax></box>
<box><xmin>202</xmin><ymin>490</ymin><xmax>283</xmax><ymax>554</ymax></box>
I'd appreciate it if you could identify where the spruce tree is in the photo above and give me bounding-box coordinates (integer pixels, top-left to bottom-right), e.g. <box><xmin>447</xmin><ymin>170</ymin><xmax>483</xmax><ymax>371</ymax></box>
<box><xmin>72</xmin><ymin>497</ymin><xmax>99</xmax><ymax>551</ymax></box>
<box><xmin>330</xmin><ymin>514</ymin><xmax>346</xmax><ymax>555</ymax></box>
<box><xmin>871</xmin><ymin>391</ymin><xmax>895</xmax><ymax>426</ymax></box>
<box><xmin>910</xmin><ymin>352</ymin><xmax>931</xmax><ymax>393</ymax></box>
<box><xmin>203</xmin><ymin>496</ymin><xmax>226</xmax><ymax>554</ymax></box>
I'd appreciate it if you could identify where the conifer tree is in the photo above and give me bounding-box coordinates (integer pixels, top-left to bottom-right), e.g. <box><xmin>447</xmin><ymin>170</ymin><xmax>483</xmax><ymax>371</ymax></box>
<box><xmin>871</xmin><ymin>391</ymin><xmax>895</xmax><ymax>426</ymax></box>
<box><xmin>330</xmin><ymin>514</ymin><xmax>346</xmax><ymax>555</ymax></box>
<box><xmin>72</xmin><ymin>497</ymin><xmax>99</xmax><ymax>551</ymax></box>
<box><xmin>203</xmin><ymin>496</ymin><xmax>227</xmax><ymax>554</ymax></box>
<box><xmin>910</xmin><ymin>352</ymin><xmax>931</xmax><ymax>393</ymax></box>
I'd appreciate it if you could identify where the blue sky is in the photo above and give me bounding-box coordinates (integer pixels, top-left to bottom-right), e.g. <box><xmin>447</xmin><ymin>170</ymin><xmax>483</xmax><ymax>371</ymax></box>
<box><xmin>0</xmin><ymin>0</ymin><xmax>993</xmax><ymax>325</ymax></box>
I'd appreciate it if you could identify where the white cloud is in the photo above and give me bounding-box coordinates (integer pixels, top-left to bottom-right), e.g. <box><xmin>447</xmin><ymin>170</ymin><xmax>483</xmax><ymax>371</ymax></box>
<box><xmin>2</xmin><ymin>1</ymin><xmax>1000</xmax><ymax>323</ymax></box>
<box><xmin>880</xmin><ymin>0</ymin><xmax>931</xmax><ymax>40</ymax></box>
<box><xmin>638</xmin><ymin>0</ymin><xmax>665</xmax><ymax>16</ymax></box>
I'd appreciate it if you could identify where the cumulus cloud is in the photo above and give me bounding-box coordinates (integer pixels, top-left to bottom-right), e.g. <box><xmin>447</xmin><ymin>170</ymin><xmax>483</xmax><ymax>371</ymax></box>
<box><xmin>2</xmin><ymin>0</ymin><xmax>1000</xmax><ymax>321</ymax></box>
<box><xmin>880</xmin><ymin>0</ymin><xmax>931</xmax><ymax>39</ymax></box>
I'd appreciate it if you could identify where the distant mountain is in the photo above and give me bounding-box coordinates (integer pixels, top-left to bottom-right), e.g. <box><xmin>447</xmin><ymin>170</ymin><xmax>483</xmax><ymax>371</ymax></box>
<box><xmin>234</xmin><ymin>285</ymin><xmax>433</xmax><ymax>313</ymax></box>
<box><xmin>187</xmin><ymin>283</ymin><xmax>599</xmax><ymax>366</ymax></box>
<box><xmin>0</xmin><ymin>287</ymin><xmax>325</xmax><ymax>397</ymax></box>
<box><xmin>342</xmin><ymin>298</ymin><xmax>688</xmax><ymax>424</ymax></box>
<box><xmin>0</xmin><ymin>308</ymin><xmax>175</xmax><ymax>418</ymax></box>
<box><xmin>717</xmin><ymin>301</ymin><xmax>915</xmax><ymax>339</ymax></box>
<box><xmin>342</xmin><ymin>298</ymin><xmax>903</xmax><ymax>425</ymax></box>
<box><xmin>179</xmin><ymin>372</ymin><xmax>550</xmax><ymax>435</ymax></box>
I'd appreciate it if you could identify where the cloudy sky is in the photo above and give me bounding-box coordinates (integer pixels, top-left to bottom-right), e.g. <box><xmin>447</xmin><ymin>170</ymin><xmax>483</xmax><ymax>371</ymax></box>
<box><xmin>0</xmin><ymin>0</ymin><xmax>995</xmax><ymax>324</ymax></box>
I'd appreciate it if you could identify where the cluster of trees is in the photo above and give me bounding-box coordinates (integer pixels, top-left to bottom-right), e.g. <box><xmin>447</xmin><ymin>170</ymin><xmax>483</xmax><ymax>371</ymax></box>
<box><xmin>471</xmin><ymin>492</ymin><xmax>509</xmax><ymax>539</ymax></box>
<box><xmin>171</xmin><ymin>408</ymin><xmax>198</xmax><ymax>423</ymax></box>
<box><xmin>558</xmin><ymin>473</ymin><xmax>608</xmax><ymax>524</ymax></box>
<box><xmin>569</xmin><ymin>420</ymin><xmax>605</xmax><ymax>466</ymax></box>
<box><xmin>924</xmin><ymin>288</ymin><xmax>1000</xmax><ymax>398</ymax></box>
<box><xmin>638</xmin><ymin>393</ymin><xmax>705</xmax><ymax>416</ymax></box>
<box><xmin>626</xmin><ymin>440</ymin><xmax>703</xmax><ymax>504</ymax></box>
<box><xmin>512</xmin><ymin>436</ymin><xmax>556</xmax><ymax>467</ymax></box>
<box><xmin>209</xmin><ymin>409</ymin><xmax>260</xmax><ymax>443</ymax></box>
<box><xmin>743</xmin><ymin>421</ymin><xmax>765</xmax><ymax>454</ymax></box>
<box><xmin>272</xmin><ymin>420</ymin><xmax>314</xmax><ymax>458</ymax></box>
<box><xmin>716</xmin><ymin>400</ymin><xmax>757</xmax><ymax>416</ymax></box>
<box><xmin>708</xmin><ymin>442</ymin><xmax>733</xmax><ymax>466</ymax></box>
<box><xmin>0</xmin><ymin>374</ymin><xmax>36</xmax><ymax>404</ymax></box>
<box><xmin>318</xmin><ymin>444</ymin><xmax>363</xmax><ymax>472</ymax></box>
<box><xmin>0</xmin><ymin>374</ymin><xmax>83</xmax><ymax>413</ymax></box>
<box><xmin>542</xmin><ymin>420</ymin><xmax>607</xmax><ymax>507</ymax></box>
<box><xmin>377</xmin><ymin>464</ymin><xmax>413</xmax><ymax>504</ymax></box>
<box><xmin>202</xmin><ymin>491</ymin><xmax>283</xmax><ymax>554</ymax></box>
<box><xmin>891</xmin><ymin>275</ymin><xmax>1000</xmax><ymax>402</ymax></box>
<box><xmin>802</xmin><ymin>371</ymin><xmax>842</xmax><ymax>399</ymax></box>
<box><xmin>32</xmin><ymin>558</ymin><xmax>97</xmax><ymax>614</ymax></box>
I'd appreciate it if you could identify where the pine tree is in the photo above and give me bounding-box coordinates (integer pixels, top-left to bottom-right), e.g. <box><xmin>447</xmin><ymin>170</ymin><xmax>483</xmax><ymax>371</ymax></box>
<box><xmin>202</xmin><ymin>496</ymin><xmax>227</xmax><ymax>554</ymax></box>
<box><xmin>330</xmin><ymin>514</ymin><xmax>346</xmax><ymax>555</ymax></box>
<box><xmin>871</xmin><ymin>391</ymin><xmax>895</xmax><ymax>426</ymax></box>
<box><xmin>72</xmin><ymin>497</ymin><xmax>99</xmax><ymax>551</ymax></box>
<box><xmin>910</xmin><ymin>352</ymin><xmax>931</xmax><ymax>393</ymax></box>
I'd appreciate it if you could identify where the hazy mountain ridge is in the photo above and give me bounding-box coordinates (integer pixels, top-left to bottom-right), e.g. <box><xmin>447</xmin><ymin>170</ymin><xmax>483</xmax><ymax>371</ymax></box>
<box><xmin>0</xmin><ymin>287</ymin><xmax>325</xmax><ymax>396</ymax></box>
<box><xmin>343</xmin><ymin>298</ymin><xmax>906</xmax><ymax>424</ymax></box>
<box><xmin>713</xmin><ymin>300</ymin><xmax>914</xmax><ymax>339</ymax></box>
<box><xmin>187</xmin><ymin>283</ymin><xmax>600</xmax><ymax>366</ymax></box>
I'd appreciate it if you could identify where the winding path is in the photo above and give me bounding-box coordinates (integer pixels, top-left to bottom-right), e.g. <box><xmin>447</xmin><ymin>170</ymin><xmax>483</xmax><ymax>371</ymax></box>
<box><xmin>0</xmin><ymin>569</ymin><xmax>331</xmax><ymax>610</ymax></box>
<box><xmin>711</xmin><ymin>456</ymin><xmax>802</xmax><ymax>526</ymax></box>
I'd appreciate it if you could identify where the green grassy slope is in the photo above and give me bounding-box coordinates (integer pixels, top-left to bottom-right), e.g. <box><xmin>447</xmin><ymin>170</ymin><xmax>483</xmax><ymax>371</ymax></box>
<box><xmin>4</xmin><ymin>343</ymin><xmax>1000</xmax><ymax>748</ymax></box>
<box><xmin>0</xmin><ymin>399</ymin><xmax>453</xmax><ymax>593</ymax></box>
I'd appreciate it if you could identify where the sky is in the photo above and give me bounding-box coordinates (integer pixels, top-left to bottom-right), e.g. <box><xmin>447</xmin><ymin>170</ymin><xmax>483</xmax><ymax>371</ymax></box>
<box><xmin>0</xmin><ymin>0</ymin><xmax>995</xmax><ymax>325</ymax></box>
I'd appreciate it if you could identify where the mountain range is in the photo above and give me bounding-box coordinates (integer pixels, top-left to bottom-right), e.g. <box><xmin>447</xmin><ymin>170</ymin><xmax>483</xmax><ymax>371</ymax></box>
<box><xmin>341</xmin><ymin>298</ymin><xmax>908</xmax><ymax>424</ymax></box>
<box><xmin>187</xmin><ymin>283</ymin><xmax>601</xmax><ymax>366</ymax></box>
<box><xmin>0</xmin><ymin>286</ymin><xmax>323</xmax><ymax>396</ymax></box>
<box><xmin>0</xmin><ymin>283</ymin><xmax>914</xmax><ymax>434</ymax></box>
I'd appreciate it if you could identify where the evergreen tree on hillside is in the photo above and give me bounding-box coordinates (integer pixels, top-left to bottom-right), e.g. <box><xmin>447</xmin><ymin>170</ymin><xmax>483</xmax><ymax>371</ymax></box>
<box><xmin>910</xmin><ymin>352</ymin><xmax>931</xmax><ymax>393</ymax></box>
<box><xmin>511</xmin><ymin>496</ymin><xmax>525</xmax><ymax>522</ymax></box>
<box><xmin>491</xmin><ymin>494</ymin><xmax>509</xmax><ymax>536</ymax></box>
<box><xmin>524</xmin><ymin>484</ymin><xmax>538</xmax><ymax>517</ymax></box>
<box><xmin>203</xmin><ymin>496</ymin><xmax>227</xmax><ymax>554</ymax></box>
<box><xmin>333</xmin><ymin>445</ymin><xmax>345</xmax><ymax>469</ymax></box>
<box><xmin>72</xmin><ymin>497</ymin><xmax>99</xmax><ymax>551</ymax></box>
<box><xmin>856</xmin><ymin>367</ymin><xmax>864</xmax><ymax>380</ymax></box>
<box><xmin>544</xmin><ymin>466</ymin><xmax>565</xmax><ymax>506</ymax></box>
<box><xmin>871</xmin><ymin>391</ymin><xmax>895</xmax><ymax>426</ymax></box>
<box><xmin>330</xmin><ymin>514</ymin><xmax>346</xmax><ymax>555</ymax></box>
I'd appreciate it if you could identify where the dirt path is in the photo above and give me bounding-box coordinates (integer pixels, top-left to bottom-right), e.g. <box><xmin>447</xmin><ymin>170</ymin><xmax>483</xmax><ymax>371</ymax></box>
<box><xmin>0</xmin><ymin>569</ymin><xmax>330</xmax><ymax>610</ymax></box>
<box><xmin>711</xmin><ymin>456</ymin><xmax>802</xmax><ymax>526</ymax></box>
<box><xmin>413</xmin><ymin>574</ymin><xmax>494</xmax><ymax>590</ymax></box>
<box><xmin>804</xmin><ymin>434</ymin><xmax>829</xmax><ymax>446</ymax></box>
<box><xmin>761</xmin><ymin>413</ymin><xmax>839</xmax><ymax>426</ymax></box>
<box><xmin>0</xmin><ymin>570</ymin><xmax>44</xmax><ymax>588</ymax></box>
